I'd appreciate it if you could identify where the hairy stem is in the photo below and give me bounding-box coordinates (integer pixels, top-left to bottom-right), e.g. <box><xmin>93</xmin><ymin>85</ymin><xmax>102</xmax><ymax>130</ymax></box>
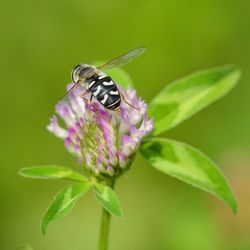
<box><xmin>98</xmin><ymin>179</ymin><xmax>115</xmax><ymax>250</ymax></box>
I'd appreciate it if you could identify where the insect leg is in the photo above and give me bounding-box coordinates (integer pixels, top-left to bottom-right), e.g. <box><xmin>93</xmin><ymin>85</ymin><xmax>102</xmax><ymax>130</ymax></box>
<box><xmin>90</xmin><ymin>94</ymin><xmax>93</xmax><ymax>103</ymax></box>
<box><xmin>80</xmin><ymin>91</ymin><xmax>90</xmax><ymax>104</ymax></box>
<box><xmin>119</xmin><ymin>91</ymin><xmax>139</xmax><ymax>110</ymax></box>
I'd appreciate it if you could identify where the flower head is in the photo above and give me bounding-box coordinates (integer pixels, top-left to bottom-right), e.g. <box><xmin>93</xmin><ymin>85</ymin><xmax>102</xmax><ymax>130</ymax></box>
<box><xmin>47</xmin><ymin>83</ymin><xmax>154</xmax><ymax>177</ymax></box>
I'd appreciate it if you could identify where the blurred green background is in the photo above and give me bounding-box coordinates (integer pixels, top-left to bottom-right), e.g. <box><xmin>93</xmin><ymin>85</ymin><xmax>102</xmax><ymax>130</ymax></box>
<box><xmin>1</xmin><ymin>0</ymin><xmax>250</xmax><ymax>249</ymax></box>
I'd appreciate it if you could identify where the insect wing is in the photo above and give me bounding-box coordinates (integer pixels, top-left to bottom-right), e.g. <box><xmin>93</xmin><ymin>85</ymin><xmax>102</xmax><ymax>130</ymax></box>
<box><xmin>98</xmin><ymin>47</ymin><xmax>145</xmax><ymax>70</ymax></box>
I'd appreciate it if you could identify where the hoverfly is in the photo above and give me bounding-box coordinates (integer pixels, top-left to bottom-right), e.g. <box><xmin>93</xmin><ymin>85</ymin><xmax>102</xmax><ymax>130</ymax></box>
<box><xmin>65</xmin><ymin>47</ymin><xmax>145</xmax><ymax>111</ymax></box>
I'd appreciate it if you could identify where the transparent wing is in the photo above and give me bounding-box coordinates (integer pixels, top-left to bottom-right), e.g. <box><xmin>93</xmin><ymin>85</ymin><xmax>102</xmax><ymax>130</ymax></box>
<box><xmin>97</xmin><ymin>47</ymin><xmax>145</xmax><ymax>70</ymax></box>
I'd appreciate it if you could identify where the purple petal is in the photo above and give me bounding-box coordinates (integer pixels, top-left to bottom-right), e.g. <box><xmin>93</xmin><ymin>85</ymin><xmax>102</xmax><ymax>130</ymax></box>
<box><xmin>56</xmin><ymin>102</ymin><xmax>76</xmax><ymax>127</ymax></box>
<box><xmin>47</xmin><ymin>116</ymin><xmax>67</xmax><ymax>139</ymax></box>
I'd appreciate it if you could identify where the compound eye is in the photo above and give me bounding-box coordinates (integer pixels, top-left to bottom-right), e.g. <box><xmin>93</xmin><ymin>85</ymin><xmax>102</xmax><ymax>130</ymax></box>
<box><xmin>71</xmin><ymin>65</ymin><xmax>81</xmax><ymax>83</ymax></box>
<box><xmin>79</xmin><ymin>67</ymin><xmax>95</xmax><ymax>79</ymax></box>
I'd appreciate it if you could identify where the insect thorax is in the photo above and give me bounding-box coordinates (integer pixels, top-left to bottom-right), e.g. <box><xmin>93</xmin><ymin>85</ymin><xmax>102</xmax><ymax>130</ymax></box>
<box><xmin>85</xmin><ymin>72</ymin><xmax>105</xmax><ymax>89</ymax></box>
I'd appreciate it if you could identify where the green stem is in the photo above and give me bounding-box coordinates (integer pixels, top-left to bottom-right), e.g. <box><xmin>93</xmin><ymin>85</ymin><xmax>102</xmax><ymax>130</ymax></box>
<box><xmin>98</xmin><ymin>206</ymin><xmax>111</xmax><ymax>250</ymax></box>
<box><xmin>98</xmin><ymin>179</ymin><xmax>115</xmax><ymax>250</ymax></box>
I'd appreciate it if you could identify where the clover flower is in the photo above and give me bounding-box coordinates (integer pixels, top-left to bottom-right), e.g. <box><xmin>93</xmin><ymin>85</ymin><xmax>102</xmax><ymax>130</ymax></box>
<box><xmin>47</xmin><ymin>83</ymin><xmax>154</xmax><ymax>177</ymax></box>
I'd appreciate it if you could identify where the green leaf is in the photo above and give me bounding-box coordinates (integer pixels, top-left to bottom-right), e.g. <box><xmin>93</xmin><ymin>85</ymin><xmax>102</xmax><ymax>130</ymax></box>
<box><xmin>94</xmin><ymin>183</ymin><xmax>123</xmax><ymax>218</ymax></box>
<box><xmin>19</xmin><ymin>165</ymin><xmax>87</xmax><ymax>182</ymax></box>
<box><xmin>140</xmin><ymin>138</ymin><xmax>237</xmax><ymax>213</ymax></box>
<box><xmin>41</xmin><ymin>182</ymin><xmax>91</xmax><ymax>235</ymax></box>
<box><xmin>148</xmin><ymin>65</ymin><xmax>241</xmax><ymax>135</ymax></box>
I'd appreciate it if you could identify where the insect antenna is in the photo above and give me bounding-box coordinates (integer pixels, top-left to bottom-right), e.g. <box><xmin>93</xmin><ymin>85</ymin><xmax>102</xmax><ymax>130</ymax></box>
<box><xmin>58</xmin><ymin>81</ymin><xmax>80</xmax><ymax>103</ymax></box>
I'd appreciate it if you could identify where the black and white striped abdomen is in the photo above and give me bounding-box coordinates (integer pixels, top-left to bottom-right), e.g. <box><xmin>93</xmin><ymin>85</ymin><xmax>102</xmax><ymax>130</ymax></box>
<box><xmin>87</xmin><ymin>75</ymin><xmax>121</xmax><ymax>111</ymax></box>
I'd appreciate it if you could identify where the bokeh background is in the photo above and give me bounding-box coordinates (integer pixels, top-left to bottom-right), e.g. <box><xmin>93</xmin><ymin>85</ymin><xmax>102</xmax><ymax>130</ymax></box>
<box><xmin>1</xmin><ymin>0</ymin><xmax>250</xmax><ymax>249</ymax></box>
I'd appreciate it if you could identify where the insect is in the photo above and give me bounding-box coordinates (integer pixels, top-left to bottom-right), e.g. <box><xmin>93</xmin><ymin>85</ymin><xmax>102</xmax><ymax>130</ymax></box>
<box><xmin>67</xmin><ymin>47</ymin><xmax>145</xmax><ymax>111</ymax></box>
